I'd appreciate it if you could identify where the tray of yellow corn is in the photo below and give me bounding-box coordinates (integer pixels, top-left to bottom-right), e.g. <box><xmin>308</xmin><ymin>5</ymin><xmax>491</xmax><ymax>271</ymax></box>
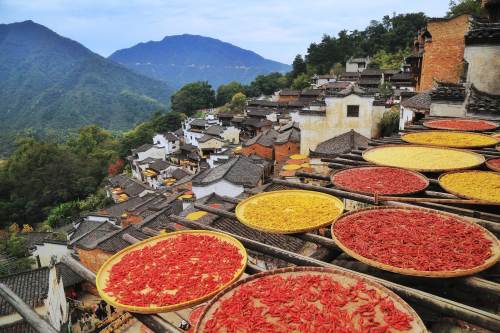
<box><xmin>401</xmin><ymin>131</ymin><xmax>498</xmax><ymax>148</ymax></box>
<box><xmin>362</xmin><ymin>145</ymin><xmax>485</xmax><ymax>172</ymax></box>
<box><xmin>235</xmin><ymin>190</ymin><xmax>344</xmax><ymax>234</ymax></box>
<box><xmin>439</xmin><ymin>171</ymin><xmax>500</xmax><ymax>204</ymax></box>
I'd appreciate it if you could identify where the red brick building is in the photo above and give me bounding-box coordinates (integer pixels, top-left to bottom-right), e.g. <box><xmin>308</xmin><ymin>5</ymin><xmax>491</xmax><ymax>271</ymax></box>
<box><xmin>417</xmin><ymin>15</ymin><xmax>470</xmax><ymax>91</ymax></box>
<box><xmin>242</xmin><ymin>123</ymin><xmax>300</xmax><ymax>162</ymax></box>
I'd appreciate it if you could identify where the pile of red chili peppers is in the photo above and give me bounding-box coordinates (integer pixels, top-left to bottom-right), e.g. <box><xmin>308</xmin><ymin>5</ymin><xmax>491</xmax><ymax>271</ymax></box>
<box><xmin>487</xmin><ymin>158</ymin><xmax>500</xmax><ymax>169</ymax></box>
<box><xmin>201</xmin><ymin>273</ymin><xmax>414</xmax><ymax>332</ymax></box>
<box><xmin>103</xmin><ymin>234</ymin><xmax>243</xmax><ymax>307</ymax></box>
<box><xmin>425</xmin><ymin>119</ymin><xmax>497</xmax><ymax>131</ymax></box>
<box><xmin>188</xmin><ymin>305</ymin><xmax>207</xmax><ymax>333</ymax></box>
<box><xmin>333</xmin><ymin>209</ymin><xmax>492</xmax><ymax>271</ymax></box>
<box><xmin>332</xmin><ymin>167</ymin><xmax>427</xmax><ymax>195</ymax></box>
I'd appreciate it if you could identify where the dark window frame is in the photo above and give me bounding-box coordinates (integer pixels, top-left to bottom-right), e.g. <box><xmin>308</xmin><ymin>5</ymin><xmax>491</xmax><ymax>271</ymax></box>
<box><xmin>347</xmin><ymin>105</ymin><xmax>360</xmax><ymax>118</ymax></box>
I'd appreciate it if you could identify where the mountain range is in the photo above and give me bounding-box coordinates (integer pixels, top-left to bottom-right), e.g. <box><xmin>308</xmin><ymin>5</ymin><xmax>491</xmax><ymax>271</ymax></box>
<box><xmin>109</xmin><ymin>34</ymin><xmax>291</xmax><ymax>88</ymax></box>
<box><xmin>0</xmin><ymin>20</ymin><xmax>172</xmax><ymax>135</ymax></box>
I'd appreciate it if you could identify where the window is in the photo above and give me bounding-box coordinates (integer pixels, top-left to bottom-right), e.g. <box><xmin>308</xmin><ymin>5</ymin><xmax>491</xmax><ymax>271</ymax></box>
<box><xmin>347</xmin><ymin>105</ymin><xmax>360</xmax><ymax>117</ymax></box>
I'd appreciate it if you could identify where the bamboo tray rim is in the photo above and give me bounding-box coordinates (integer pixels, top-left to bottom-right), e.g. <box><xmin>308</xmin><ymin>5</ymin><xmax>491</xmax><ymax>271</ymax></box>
<box><xmin>235</xmin><ymin>190</ymin><xmax>344</xmax><ymax>234</ymax></box>
<box><xmin>401</xmin><ymin>130</ymin><xmax>499</xmax><ymax>149</ymax></box>
<box><xmin>95</xmin><ymin>230</ymin><xmax>248</xmax><ymax>313</ymax></box>
<box><xmin>330</xmin><ymin>206</ymin><xmax>500</xmax><ymax>278</ymax></box>
<box><xmin>362</xmin><ymin>144</ymin><xmax>486</xmax><ymax>172</ymax></box>
<box><xmin>438</xmin><ymin>170</ymin><xmax>500</xmax><ymax>204</ymax></box>
<box><xmin>485</xmin><ymin>157</ymin><xmax>500</xmax><ymax>172</ymax></box>
<box><xmin>423</xmin><ymin>119</ymin><xmax>499</xmax><ymax>132</ymax></box>
<box><xmin>195</xmin><ymin>266</ymin><xmax>428</xmax><ymax>333</ymax></box>
<box><xmin>330</xmin><ymin>165</ymin><xmax>429</xmax><ymax>196</ymax></box>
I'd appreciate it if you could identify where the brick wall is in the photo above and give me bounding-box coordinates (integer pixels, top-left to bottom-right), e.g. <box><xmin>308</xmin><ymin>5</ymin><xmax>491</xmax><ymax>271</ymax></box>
<box><xmin>242</xmin><ymin>144</ymin><xmax>274</xmax><ymax>160</ymax></box>
<box><xmin>77</xmin><ymin>248</ymin><xmax>112</xmax><ymax>273</ymax></box>
<box><xmin>418</xmin><ymin>15</ymin><xmax>470</xmax><ymax>91</ymax></box>
<box><xmin>274</xmin><ymin>142</ymin><xmax>300</xmax><ymax>162</ymax></box>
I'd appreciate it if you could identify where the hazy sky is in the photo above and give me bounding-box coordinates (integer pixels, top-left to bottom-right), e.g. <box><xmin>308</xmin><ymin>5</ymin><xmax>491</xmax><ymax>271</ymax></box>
<box><xmin>1</xmin><ymin>0</ymin><xmax>449</xmax><ymax>64</ymax></box>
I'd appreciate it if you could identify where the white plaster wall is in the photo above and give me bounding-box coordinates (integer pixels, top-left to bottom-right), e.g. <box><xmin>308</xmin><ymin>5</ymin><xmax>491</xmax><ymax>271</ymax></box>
<box><xmin>430</xmin><ymin>102</ymin><xmax>466</xmax><ymax>118</ymax></box>
<box><xmin>45</xmin><ymin>266</ymin><xmax>67</xmax><ymax>331</ymax></box>
<box><xmin>33</xmin><ymin>243</ymin><xmax>72</xmax><ymax>267</ymax></box>
<box><xmin>399</xmin><ymin>106</ymin><xmax>415</xmax><ymax>130</ymax></box>
<box><xmin>137</xmin><ymin>147</ymin><xmax>165</xmax><ymax>161</ymax></box>
<box><xmin>153</xmin><ymin>134</ymin><xmax>180</xmax><ymax>155</ymax></box>
<box><xmin>297</xmin><ymin>94</ymin><xmax>375</xmax><ymax>155</ymax></box>
<box><xmin>266</xmin><ymin>113</ymin><xmax>278</xmax><ymax>122</ymax></box>
<box><xmin>192</xmin><ymin>180</ymin><xmax>243</xmax><ymax>198</ymax></box>
<box><xmin>221</xmin><ymin>127</ymin><xmax>241</xmax><ymax>144</ymax></box>
<box><xmin>464</xmin><ymin>45</ymin><xmax>500</xmax><ymax>95</ymax></box>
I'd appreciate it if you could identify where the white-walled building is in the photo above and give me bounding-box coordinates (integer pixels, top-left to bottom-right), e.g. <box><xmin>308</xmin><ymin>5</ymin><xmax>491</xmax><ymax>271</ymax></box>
<box><xmin>346</xmin><ymin>56</ymin><xmax>371</xmax><ymax>72</ymax></box>
<box><xmin>32</xmin><ymin>240</ymin><xmax>72</xmax><ymax>268</ymax></box>
<box><xmin>192</xmin><ymin>155</ymin><xmax>264</xmax><ymax>198</ymax></box>
<box><xmin>0</xmin><ymin>265</ymin><xmax>67</xmax><ymax>331</ymax></box>
<box><xmin>153</xmin><ymin>132</ymin><xmax>180</xmax><ymax>155</ymax></box>
<box><xmin>296</xmin><ymin>86</ymin><xmax>385</xmax><ymax>155</ymax></box>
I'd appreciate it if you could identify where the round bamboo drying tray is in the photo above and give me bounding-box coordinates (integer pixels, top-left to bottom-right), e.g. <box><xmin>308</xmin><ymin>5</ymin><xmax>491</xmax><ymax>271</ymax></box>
<box><xmin>401</xmin><ymin>131</ymin><xmax>498</xmax><ymax>148</ymax></box>
<box><xmin>235</xmin><ymin>190</ymin><xmax>344</xmax><ymax>234</ymax></box>
<box><xmin>485</xmin><ymin>158</ymin><xmax>500</xmax><ymax>172</ymax></box>
<box><xmin>195</xmin><ymin>266</ymin><xmax>427</xmax><ymax>333</ymax></box>
<box><xmin>438</xmin><ymin>170</ymin><xmax>500</xmax><ymax>204</ymax></box>
<box><xmin>423</xmin><ymin>119</ymin><xmax>499</xmax><ymax>132</ymax></box>
<box><xmin>96</xmin><ymin>230</ymin><xmax>247</xmax><ymax>313</ymax></box>
<box><xmin>330</xmin><ymin>166</ymin><xmax>429</xmax><ymax>196</ymax></box>
<box><xmin>331</xmin><ymin>206</ymin><xmax>500</xmax><ymax>278</ymax></box>
<box><xmin>362</xmin><ymin>144</ymin><xmax>485</xmax><ymax>172</ymax></box>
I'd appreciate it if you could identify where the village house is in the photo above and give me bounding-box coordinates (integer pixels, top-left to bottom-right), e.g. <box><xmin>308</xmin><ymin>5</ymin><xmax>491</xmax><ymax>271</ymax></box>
<box><xmin>108</xmin><ymin>174</ymin><xmax>152</xmax><ymax>201</ymax></box>
<box><xmin>309</xmin><ymin>129</ymin><xmax>369</xmax><ymax>158</ymax></box>
<box><xmin>310</xmin><ymin>75</ymin><xmax>336</xmax><ymax>88</ymax></box>
<box><xmin>295</xmin><ymin>85</ymin><xmax>385</xmax><ymax>155</ymax></box>
<box><xmin>191</xmin><ymin>155</ymin><xmax>265</xmax><ymax>198</ymax></box>
<box><xmin>152</xmin><ymin>132</ymin><xmax>180</xmax><ymax>155</ymax></box>
<box><xmin>415</xmin><ymin>14</ymin><xmax>470</xmax><ymax>91</ymax></box>
<box><xmin>358</xmin><ymin>68</ymin><xmax>383</xmax><ymax>89</ymax></box>
<box><xmin>346</xmin><ymin>56</ymin><xmax>371</xmax><ymax>72</ymax></box>
<box><xmin>275</xmin><ymin>89</ymin><xmax>301</xmax><ymax>102</ymax></box>
<box><xmin>0</xmin><ymin>265</ymin><xmax>67</xmax><ymax>332</ymax></box>
<box><xmin>128</xmin><ymin>144</ymin><xmax>165</xmax><ymax>181</ymax></box>
<box><xmin>32</xmin><ymin>239</ymin><xmax>72</xmax><ymax>268</ymax></box>
<box><xmin>399</xmin><ymin>90</ymin><xmax>431</xmax><ymax>129</ymax></box>
<box><xmin>205</xmin><ymin>124</ymin><xmax>240</xmax><ymax>144</ymax></box>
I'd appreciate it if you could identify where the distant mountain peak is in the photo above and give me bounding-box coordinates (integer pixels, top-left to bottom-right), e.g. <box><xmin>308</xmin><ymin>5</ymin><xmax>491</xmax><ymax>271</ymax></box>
<box><xmin>109</xmin><ymin>34</ymin><xmax>290</xmax><ymax>88</ymax></box>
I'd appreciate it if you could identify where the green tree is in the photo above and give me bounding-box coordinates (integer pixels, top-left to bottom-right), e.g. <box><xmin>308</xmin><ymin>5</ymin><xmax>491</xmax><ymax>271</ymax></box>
<box><xmin>249</xmin><ymin>73</ymin><xmax>288</xmax><ymax>96</ymax></box>
<box><xmin>216</xmin><ymin>82</ymin><xmax>245</xmax><ymax>106</ymax></box>
<box><xmin>330</xmin><ymin>63</ymin><xmax>344</xmax><ymax>78</ymax></box>
<box><xmin>370</xmin><ymin>49</ymin><xmax>410</xmax><ymax>70</ymax></box>
<box><xmin>378</xmin><ymin>111</ymin><xmax>400</xmax><ymax>137</ymax></box>
<box><xmin>291</xmin><ymin>54</ymin><xmax>307</xmax><ymax>78</ymax></box>
<box><xmin>291</xmin><ymin>73</ymin><xmax>310</xmax><ymax>90</ymax></box>
<box><xmin>228</xmin><ymin>92</ymin><xmax>247</xmax><ymax>113</ymax></box>
<box><xmin>5</xmin><ymin>233</ymin><xmax>28</xmax><ymax>258</ymax></box>
<box><xmin>447</xmin><ymin>0</ymin><xmax>483</xmax><ymax>17</ymax></box>
<box><xmin>171</xmin><ymin>81</ymin><xmax>216</xmax><ymax>116</ymax></box>
<box><xmin>44</xmin><ymin>201</ymin><xmax>80</xmax><ymax>228</ymax></box>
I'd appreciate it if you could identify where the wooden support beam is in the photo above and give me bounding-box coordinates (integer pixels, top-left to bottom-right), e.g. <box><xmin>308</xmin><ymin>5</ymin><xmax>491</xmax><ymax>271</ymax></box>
<box><xmin>169</xmin><ymin>215</ymin><xmax>500</xmax><ymax>331</ymax></box>
<box><xmin>0</xmin><ymin>283</ymin><xmax>58</xmax><ymax>333</ymax></box>
<box><xmin>60</xmin><ymin>256</ymin><xmax>183</xmax><ymax>333</ymax></box>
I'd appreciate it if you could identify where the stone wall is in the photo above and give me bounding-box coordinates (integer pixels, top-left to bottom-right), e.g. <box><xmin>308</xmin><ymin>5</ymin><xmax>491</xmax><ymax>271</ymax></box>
<box><xmin>418</xmin><ymin>15</ymin><xmax>470</xmax><ymax>91</ymax></box>
<box><xmin>464</xmin><ymin>45</ymin><xmax>500</xmax><ymax>95</ymax></box>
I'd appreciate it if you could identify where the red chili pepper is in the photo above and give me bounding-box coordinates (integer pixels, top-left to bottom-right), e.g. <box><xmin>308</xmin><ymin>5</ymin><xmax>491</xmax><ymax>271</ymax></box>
<box><xmin>200</xmin><ymin>273</ymin><xmax>414</xmax><ymax>332</ymax></box>
<box><xmin>333</xmin><ymin>209</ymin><xmax>492</xmax><ymax>271</ymax></box>
<box><xmin>332</xmin><ymin>167</ymin><xmax>427</xmax><ymax>195</ymax></box>
<box><xmin>103</xmin><ymin>234</ymin><xmax>243</xmax><ymax>307</ymax></box>
<box><xmin>426</xmin><ymin>119</ymin><xmax>497</xmax><ymax>131</ymax></box>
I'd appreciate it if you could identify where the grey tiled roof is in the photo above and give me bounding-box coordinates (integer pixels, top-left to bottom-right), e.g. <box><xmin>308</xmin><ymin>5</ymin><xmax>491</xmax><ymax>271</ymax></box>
<box><xmin>56</xmin><ymin>262</ymin><xmax>84</xmax><ymax>288</ymax></box>
<box><xmin>180</xmin><ymin>143</ymin><xmax>197</xmax><ymax>151</ymax></box>
<box><xmin>172</xmin><ymin>168</ymin><xmax>190</xmax><ymax>180</ymax></box>
<box><xmin>74</xmin><ymin>222</ymin><xmax>120</xmax><ymax>250</ymax></box>
<box><xmin>149</xmin><ymin>159</ymin><xmax>172</xmax><ymax>172</ymax></box>
<box><xmin>100</xmin><ymin>195</ymin><xmax>156</xmax><ymax>218</ymax></box>
<box><xmin>22</xmin><ymin>232</ymin><xmax>57</xmax><ymax>250</ymax></box>
<box><xmin>96</xmin><ymin>226</ymin><xmax>150</xmax><ymax>253</ymax></box>
<box><xmin>246</xmin><ymin>108</ymin><xmax>274</xmax><ymax>117</ymax></box>
<box><xmin>108</xmin><ymin>174</ymin><xmax>149</xmax><ymax>197</ymax></box>
<box><xmin>300</xmin><ymin>89</ymin><xmax>323</xmax><ymax>96</ymax></box>
<box><xmin>310</xmin><ymin>130</ymin><xmax>369</xmax><ymax>157</ymax></box>
<box><xmin>361</xmin><ymin>68</ymin><xmax>383</xmax><ymax>76</ymax></box>
<box><xmin>466</xmin><ymin>20</ymin><xmax>500</xmax><ymax>45</ymax></box>
<box><xmin>402</xmin><ymin>90</ymin><xmax>431</xmax><ymax>110</ymax></box>
<box><xmin>192</xmin><ymin>155</ymin><xmax>263</xmax><ymax>187</ymax></box>
<box><xmin>431</xmin><ymin>82</ymin><xmax>466</xmax><ymax>102</ymax></box>
<box><xmin>0</xmin><ymin>268</ymin><xmax>49</xmax><ymax>316</ymax></box>
<box><xmin>204</xmin><ymin>125</ymin><xmax>224</xmax><ymax>136</ymax></box>
<box><xmin>242</xmin><ymin>118</ymin><xmax>272</xmax><ymax>128</ymax></box>
<box><xmin>280</xmin><ymin>89</ymin><xmax>300</xmax><ymax>96</ymax></box>
<box><xmin>198</xmin><ymin>134</ymin><xmax>223</xmax><ymax>143</ymax></box>
<box><xmin>211</xmin><ymin>218</ymin><xmax>305</xmax><ymax>252</ymax></box>
<box><xmin>70</xmin><ymin>220</ymin><xmax>101</xmax><ymax>241</ymax></box>
<box><xmin>391</xmin><ymin>72</ymin><xmax>414</xmax><ymax>81</ymax></box>
<box><xmin>243</xmin><ymin>129</ymin><xmax>279</xmax><ymax>147</ymax></box>
<box><xmin>467</xmin><ymin>85</ymin><xmax>500</xmax><ymax>116</ymax></box>
<box><xmin>0</xmin><ymin>320</ymin><xmax>37</xmax><ymax>333</ymax></box>
<box><xmin>190</xmin><ymin>119</ymin><xmax>207</xmax><ymax>127</ymax></box>
<box><xmin>332</xmin><ymin>85</ymin><xmax>369</xmax><ymax>97</ymax></box>
<box><xmin>275</xmin><ymin>128</ymin><xmax>300</xmax><ymax>144</ymax></box>
<box><xmin>160</xmin><ymin>132</ymin><xmax>179</xmax><ymax>141</ymax></box>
